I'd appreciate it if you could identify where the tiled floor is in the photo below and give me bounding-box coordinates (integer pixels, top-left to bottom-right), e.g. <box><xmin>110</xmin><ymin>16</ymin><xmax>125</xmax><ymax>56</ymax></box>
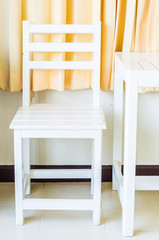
<box><xmin>0</xmin><ymin>182</ymin><xmax>159</xmax><ymax>240</ymax></box>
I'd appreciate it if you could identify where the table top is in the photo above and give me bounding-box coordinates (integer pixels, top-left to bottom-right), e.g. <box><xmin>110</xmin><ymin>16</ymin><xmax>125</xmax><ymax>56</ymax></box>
<box><xmin>116</xmin><ymin>52</ymin><xmax>159</xmax><ymax>71</ymax></box>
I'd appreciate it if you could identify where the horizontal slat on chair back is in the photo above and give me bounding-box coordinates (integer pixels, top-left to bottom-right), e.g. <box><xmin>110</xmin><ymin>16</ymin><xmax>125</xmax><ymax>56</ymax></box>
<box><xmin>29</xmin><ymin>61</ymin><xmax>93</xmax><ymax>70</ymax></box>
<box><xmin>29</xmin><ymin>24</ymin><xmax>95</xmax><ymax>34</ymax></box>
<box><xmin>29</xmin><ymin>43</ymin><xmax>94</xmax><ymax>52</ymax></box>
<box><xmin>23</xmin><ymin>21</ymin><xmax>101</xmax><ymax>107</ymax></box>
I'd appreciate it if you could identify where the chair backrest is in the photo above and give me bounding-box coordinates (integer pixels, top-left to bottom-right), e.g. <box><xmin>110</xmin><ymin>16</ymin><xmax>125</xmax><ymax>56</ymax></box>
<box><xmin>22</xmin><ymin>20</ymin><xmax>101</xmax><ymax>107</ymax></box>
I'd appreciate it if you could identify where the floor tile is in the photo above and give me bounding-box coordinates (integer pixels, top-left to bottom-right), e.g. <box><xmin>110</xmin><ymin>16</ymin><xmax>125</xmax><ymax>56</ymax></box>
<box><xmin>0</xmin><ymin>182</ymin><xmax>159</xmax><ymax>239</ymax></box>
<box><xmin>38</xmin><ymin>223</ymin><xmax>106</xmax><ymax>240</ymax></box>
<box><xmin>102</xmin><ymin>183</ymin><xmax>159</xmax><ymax>238</ymax></box>
<box><xmin>44</xmin><ymin>182</ymin><xmax>92</xmax><ymax>199</ymax></box>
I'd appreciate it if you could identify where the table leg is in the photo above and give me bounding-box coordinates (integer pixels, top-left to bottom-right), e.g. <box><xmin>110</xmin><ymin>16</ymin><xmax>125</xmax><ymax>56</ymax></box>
<box><xmin>122</xmin><ymin>80</ymin><xmax>138</xmax><ymax>236</ymax></box>
<box><xmin>113</xmin><ymin>59</ymin><xmax>124</xmax><ymax>190</ymax></box>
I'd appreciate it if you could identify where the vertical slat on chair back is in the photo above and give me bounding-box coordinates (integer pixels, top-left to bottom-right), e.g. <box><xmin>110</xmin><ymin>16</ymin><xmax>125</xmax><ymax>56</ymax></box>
<box><xmin>22</xmin><ymin>21</ymin><xmax>101</xmax><ymax>107</ymax></box>
<box><xmin>93</xmin><ymin>21</ymin><xmax>101</xmax><ymax>106</ymax></box>
<box><xmin>23</xmin><ymin>21</ymin><xmax>30</xmax><ymax>107</ymax></box>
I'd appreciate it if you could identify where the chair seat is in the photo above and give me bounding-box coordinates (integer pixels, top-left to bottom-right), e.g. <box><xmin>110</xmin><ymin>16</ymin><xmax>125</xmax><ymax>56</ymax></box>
<box><xmin>10</xmin><ymin>104</ymin><xmax>106</xmax><ymax>130</ymax></box>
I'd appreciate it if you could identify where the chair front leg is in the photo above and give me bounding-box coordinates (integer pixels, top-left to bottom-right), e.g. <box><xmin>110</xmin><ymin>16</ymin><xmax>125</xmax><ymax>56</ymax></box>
<box><xmin>23</xmin><ymin>138</ymin><xmax>31</xmax><ymax>195</ymax></box>
<box><xmin>14</xmin><ymin>130</ymin><xmax>24</xmax><ymax>225</ymax></box>
<box><xmin>91</xmin><ymin>139</ymin><xmax>94</xmax><ymax>195</ymax></box>
<box><xmin>92</xmin><ymin>131</ymin><xmax>102</xmax><ymax>225</ymax></box>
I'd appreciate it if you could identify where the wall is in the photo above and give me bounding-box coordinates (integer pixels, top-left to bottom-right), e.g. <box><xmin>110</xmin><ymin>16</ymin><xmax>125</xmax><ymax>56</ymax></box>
<box><xmin>0</xmin><ymin>89</ymin><xmax>159</xmax><ymax>166</ymax></box>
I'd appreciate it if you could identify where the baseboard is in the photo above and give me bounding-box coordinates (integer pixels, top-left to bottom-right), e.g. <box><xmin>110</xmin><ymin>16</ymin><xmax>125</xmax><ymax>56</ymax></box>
<box><xmin>0</xmin><ymin>165</ymin><xmax>111</xmax><ymax>182</ymax></box>
<box><xmin>0</xmin><ymin>165</ymin><xmax>159</xmax><ymax>182</ymax></box>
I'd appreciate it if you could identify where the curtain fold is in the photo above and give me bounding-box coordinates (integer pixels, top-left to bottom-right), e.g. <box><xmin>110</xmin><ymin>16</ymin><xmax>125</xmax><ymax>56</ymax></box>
<box><xmin>65</xmin><ymin>0</ymin><xmax>93</xmax><ymax>90</ymax></box>
<box><xmin>0</xmin><ymin>0</ymin><xmax>159</xmax><ymax>92</ymax></box>
<box><xmin>0</xmin><ymin>0</ymin><xmax>21</xmax><ymax>91</ymax></box>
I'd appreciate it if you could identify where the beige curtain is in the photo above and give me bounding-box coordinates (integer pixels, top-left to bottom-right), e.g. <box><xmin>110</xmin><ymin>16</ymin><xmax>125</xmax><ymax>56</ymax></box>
<box><xmin>0</xmin><ymin>0</ymin><xmax>21</xmax><ymax>91</ymax></box>
<box><xmin>0</xmin><ymin>0</ymin><xmax>159</xmax><ymax>92</ymax></box>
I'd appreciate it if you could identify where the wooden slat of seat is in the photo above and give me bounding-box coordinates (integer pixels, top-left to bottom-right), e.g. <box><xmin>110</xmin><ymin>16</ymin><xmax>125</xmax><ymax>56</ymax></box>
<box><xmin>10</xmin><ymin>120</ymin><xmax>106</xmax><ymax>130</ymax></box>
<box><xmin>29</xmin><ymin>104</ymin><xmax>100</xmax><ymax>107</ymax></box>
<box><xmin>18</xmin><ymin>107</ymin><xmax>104</xmax><ymax>112</ymax></box>
<box><xmin>18</xmin><ymin>105</ymin><xmax>104</xmax><ymax>115</ymax></box>
<box><xmin>17</xmin><ymin>111</ymin><xmax>104</xmax><ymax>115</ymax></box>
<box><xmin>14</xmin><ymin>115</ymin><xmax>105</xmax><ymax>121</ymax></box>
<box><xmin>11</xmin><ymin>121</ymin><xmax>105</xmax><ymax>130</ymax></box>
<box><xmin>10</xmin><ymin>104</ymin><xmax>106</xmax><ymax>130</ymax></box>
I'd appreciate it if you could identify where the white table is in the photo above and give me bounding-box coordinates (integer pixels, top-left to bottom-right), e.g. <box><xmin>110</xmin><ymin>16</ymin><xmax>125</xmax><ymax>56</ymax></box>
<box><xmin>113</xmin><ymin>52</ymin><xmax>159</xmax><ymax>236</ymax></box>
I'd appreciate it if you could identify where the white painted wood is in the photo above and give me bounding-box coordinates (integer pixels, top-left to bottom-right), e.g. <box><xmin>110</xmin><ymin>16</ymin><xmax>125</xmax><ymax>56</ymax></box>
<box><xmin>112</xmin><ymin>56</ymin><xmax>124</xmax><ymax>191</ymax></box>
<box><xmin>23</xmin><ymin>199</ymin><xmax>93</xmax><ymax>210</ymax></box>
<box><xmin>116</xmin><ymin>52</ymin><xmax>159</xmax><ymax>72</ymax></box>
<box><xmin>11</xmin><ymin>121</ymin><xmax>105</xmax><ymax>130</ymax></box>
<box><xmin>20</xmin><ymin>129</ymin><xmax>101</xmax><ymax>139</ymax></box>
<box><xmin>10</xmin><ymin>21</ymin><xmax>106</xmax><ymax>225</ymax></box>
<box><xmin>29</xmin><ymin>43</ymin><xmax>95</xmax><ymax>52</ymax></box>
<box><xmin>113</xmin><ymin>160</ymin><xmax>123</xmax><ymax>206</ymax></box>
<box><xmin>93</xmin><ymin>131</ymin><xmax>102</xmax><ymax>225</ymax></box>
<box><xmin>30</xmin><ymin>169</ymin><xmax>92</xmax><ymax>179</ymax></box>
<box><xmin>22</xmin><ymin>21</ymin><xmax>102</xmax><ymax>106</ymax></box>
<box><xmin>23</xmin><ymin>173</ymin><xmax>30</xmax><ymax>195</ymax></box>
<box><xmin>113</xmin><ymin>165</ymin><xmax>159</xmax><ymax>192</ymax></box>
<box><xmin>29</xmin><ymin>61</ymin><xmax>94</xmax><ymax>70</ymax></box>
<box><xmin>113</xmin><ymin>57</ymin><xmax>124</xmax><ymax>162</ymax></box>
<box><xmin>20</xmin><ymin>103</ymin><xmax>102</xmax><ymax>108</ymax></box>
<box><xmin>18</xmin><ymin>104</ymin><xmax>104</xmax><ymax>110</ymax></box>
<box><xmin>113</xmin><ymin>52</ymin><xmax>159</xmax><ymax>236</ymax></box>
<box><xmin>17</xmin><ymin>107</ymin><xmax>104</xmax><ymax>114</ymax></box>
<box><xmin>91</xmin><ymin>139</ymin><xmax>94</xmax><ymax>195</ymax></box>
<box><xmin>23</xmin><ymin>139</ymin><xmax>30</xmax><ymax>195</ymax></box>
<box><xmin>135</xmin><ymin>176</ymin><xmax>159</xmax><ymax>190</ymax></box>
<box><xmin>122</xmin><ymin>78</ymin><xmax>138</xmax><ymax>237</ymax></box>
<box><xmin>14</xmin><ymin>130</ymin><xmax>24</xmax><ymax>225</ymax></box>
<box><xmin>15</xmin><ymin>115</ymin><xmax>104</xmax><ymax>121</ymax></box>
<box><xmin>23</xmin><ymin>21</ymin><xmax>30</xmax><ymax>107</ymax></box>
<box><xmin>29</xmin><ymin>24</ymin><xmax>95</xmax><ymax>34</ymax></box>
<box><xmin>10</xmin><ymin>104</ymin><xmax>106</xmax><ymax>130</ymax></box>
<box><xmin>93</xmin><ymin>21</ymin><xmax>101</xmax><ymax>106</ymax></box>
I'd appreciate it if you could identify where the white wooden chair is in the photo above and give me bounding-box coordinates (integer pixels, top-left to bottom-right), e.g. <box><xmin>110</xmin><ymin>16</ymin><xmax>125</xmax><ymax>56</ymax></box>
<box><xmin>10</xmin><ymin>20</ymin><xmax>106</xmax><ymax>225</ymax></box>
